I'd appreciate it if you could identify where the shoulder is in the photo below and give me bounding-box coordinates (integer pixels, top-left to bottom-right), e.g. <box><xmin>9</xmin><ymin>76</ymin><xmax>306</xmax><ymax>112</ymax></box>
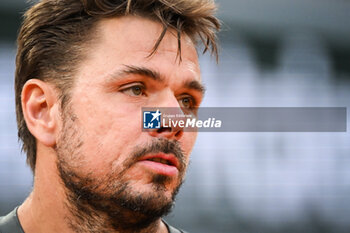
<box><xmin>0</xmin><ymin>207</ymin><xmax>25</xmax><ymax>233</ymax></box>
<box><xmin>163</xmin><ymin>220</ymin><xmax>188</xmax><ymax>233</ymax></box>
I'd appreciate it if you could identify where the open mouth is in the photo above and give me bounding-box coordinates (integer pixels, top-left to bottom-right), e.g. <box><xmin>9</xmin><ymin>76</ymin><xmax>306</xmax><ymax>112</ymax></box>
<box><xmin>145</xmin><ymin>157</ymin><xmax>175</xmax><ymax>166</ymax></box>
<box><xmin>140</xmin><ymin>153</ymin><xmax>179</xmax><ymax>168</ymax></box>
<box><xmin>137</xmin><ymin>153</ymin><xmax>180</xmax><ymax>176</ymax></box>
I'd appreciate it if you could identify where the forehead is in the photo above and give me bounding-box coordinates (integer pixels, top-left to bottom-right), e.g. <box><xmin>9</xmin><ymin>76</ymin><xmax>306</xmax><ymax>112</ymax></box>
<box><xmin>98</xmin><ymin>16</ymin><xmax>196</xmax><ymax>54</ymax></box>
<box><xmin>87</xmin><ymin>15</ymin><xmax>200</xmax><ymax>76</ymax></box>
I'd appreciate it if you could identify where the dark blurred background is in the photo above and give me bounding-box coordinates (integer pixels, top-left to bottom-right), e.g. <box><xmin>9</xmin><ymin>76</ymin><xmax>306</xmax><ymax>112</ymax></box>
<box><xmin>1</xmin><ymin>0</ymin><xmax>350</xmax><ymax>233</ymax></box>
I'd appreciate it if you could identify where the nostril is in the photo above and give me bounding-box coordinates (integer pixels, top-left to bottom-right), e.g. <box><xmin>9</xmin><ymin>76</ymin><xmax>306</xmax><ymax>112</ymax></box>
<box><xmin>157</xmin><ymin>127</ymin><xmax>172</xmax><ymax>133</ymax></box>
<box><xmin>175</xmin><ymin>130</ymin><xmax>183</xmax><ymax>138</ymax></box>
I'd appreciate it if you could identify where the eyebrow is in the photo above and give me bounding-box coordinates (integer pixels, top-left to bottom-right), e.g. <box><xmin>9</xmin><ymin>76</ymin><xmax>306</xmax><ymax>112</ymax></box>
<box><xmin>183</xmin><ymin>80</ymin><xmax>206</xmax><ymax>96</ymax></box>
<box><xmin>107</xmin><ymin>65</ymin><xmax>205</xmax><ymax>95</ymax></box>
<box><xmin>113</xmin><ymin>65</ymin><xmax>163</xmax><ymax>82</ymax></box>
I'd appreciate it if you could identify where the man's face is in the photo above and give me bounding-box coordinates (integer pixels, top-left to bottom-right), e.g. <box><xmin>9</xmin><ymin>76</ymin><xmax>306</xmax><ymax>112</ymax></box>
<box><xmin>55</xmin><ymin>16</ymin><xmax>202</xmax><ymax>228</ymax></box>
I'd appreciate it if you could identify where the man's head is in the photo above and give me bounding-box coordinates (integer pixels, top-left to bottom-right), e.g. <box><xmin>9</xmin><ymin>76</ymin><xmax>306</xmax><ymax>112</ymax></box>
<box><xmin>15</xmin><ymin>0</ymin><xmax>219</xmax><ymax>231</ymax></box>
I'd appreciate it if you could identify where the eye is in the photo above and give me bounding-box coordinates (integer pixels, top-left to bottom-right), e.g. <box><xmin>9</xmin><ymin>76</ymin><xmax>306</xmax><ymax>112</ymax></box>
<box><xmin>179</xmin><ymin>96</ymin><xmax>196</xmax><ymax>109</ymax></box>
<box><xmin>120</xmin><ymin>84</ymin><xmax>146</xmax><ymax>96</ymax></box>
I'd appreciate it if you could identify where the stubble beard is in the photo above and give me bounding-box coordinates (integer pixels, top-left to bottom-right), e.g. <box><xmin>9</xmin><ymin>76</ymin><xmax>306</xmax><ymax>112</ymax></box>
<box><xmin>55</xmin><ymin>109</ymin><xmax>187</xmax><ymax>233</ymax></box>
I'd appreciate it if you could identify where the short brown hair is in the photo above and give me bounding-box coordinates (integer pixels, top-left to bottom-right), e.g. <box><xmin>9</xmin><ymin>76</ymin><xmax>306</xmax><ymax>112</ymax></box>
<box><xmin>15</xmin><ymin>0</ymin><xmax>220</xmax><ymax>173</ymax></box>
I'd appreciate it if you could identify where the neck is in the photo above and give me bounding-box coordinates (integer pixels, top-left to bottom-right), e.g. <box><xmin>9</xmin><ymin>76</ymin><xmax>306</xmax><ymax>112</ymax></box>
<box><xmin>18</xmin><ymin>146</ymin><xmax>168</xmax><ymax>233</ymax></box>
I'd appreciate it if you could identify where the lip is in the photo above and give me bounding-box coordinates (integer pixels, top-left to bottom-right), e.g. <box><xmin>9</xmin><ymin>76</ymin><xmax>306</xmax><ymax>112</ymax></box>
<box><xmin>137</xmin><ymin>153</ymin><xmax>180</xmax><ymax>176</ymax></box>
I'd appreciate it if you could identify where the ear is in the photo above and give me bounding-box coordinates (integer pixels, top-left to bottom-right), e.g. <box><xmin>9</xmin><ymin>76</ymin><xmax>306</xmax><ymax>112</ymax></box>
<box><xmin>22</xmin><ymin>79</ymin><xmax>59</xmax><ymax>147</ymax></box>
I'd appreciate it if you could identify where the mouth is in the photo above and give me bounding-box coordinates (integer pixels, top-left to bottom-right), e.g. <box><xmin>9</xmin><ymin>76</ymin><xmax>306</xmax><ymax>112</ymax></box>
<box><xmin>137</xmin><ymin>153</ymin><xmax>180</xmax><ymax>176</ymax></box>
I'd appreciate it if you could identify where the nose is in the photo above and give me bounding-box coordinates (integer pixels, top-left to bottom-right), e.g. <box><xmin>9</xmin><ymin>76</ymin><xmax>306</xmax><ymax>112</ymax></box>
<box><xmin>150</xmin><ymin>124</ymin><xmax>183</xmax><ymax>141</ymax></box>
<box><xmin>147</xmin><ymin>91</ymin><xmax>184</xmax><ymax>141</ymax></box>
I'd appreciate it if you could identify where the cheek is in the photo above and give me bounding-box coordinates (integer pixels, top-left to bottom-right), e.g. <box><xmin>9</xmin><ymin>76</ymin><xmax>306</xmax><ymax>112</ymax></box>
<box><xmin>180</xmin><ymin>132</ymin><xmax>197</xmax><ymax>161</ymax></box>
<box><xmin>73</xmin><ymin>100</ymin><xmax>144</xmax><ymax>170</ymax></box>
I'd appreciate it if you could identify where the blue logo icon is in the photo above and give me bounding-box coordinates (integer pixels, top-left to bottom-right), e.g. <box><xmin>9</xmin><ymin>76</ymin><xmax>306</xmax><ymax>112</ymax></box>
<box><xmin>143</xmin><ymin>110</ymin><xmax>161</xmax><ymax>129</ymax></box>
